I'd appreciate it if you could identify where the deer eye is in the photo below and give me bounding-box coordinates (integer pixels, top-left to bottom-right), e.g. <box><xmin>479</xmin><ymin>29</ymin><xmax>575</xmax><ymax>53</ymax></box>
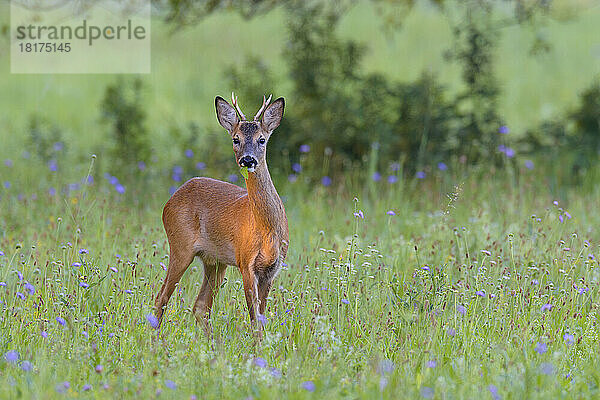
<box><xmin>258</xmin><ymin>137</ymin><xmax>266</xmax><ymax>145</ymax></box>
<box><xmin>233</xmin><ymin>137</ymin><xmax>240</xmax><ymax>145</ymax></box>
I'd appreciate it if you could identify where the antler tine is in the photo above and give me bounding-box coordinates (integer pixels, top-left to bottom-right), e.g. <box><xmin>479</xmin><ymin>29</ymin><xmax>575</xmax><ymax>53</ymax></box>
<box><xmin>253</xmin><ymin>94</ymin><xmax>273</xmax><ymax>121</ymax></box>
<box><xmin>231</xmin><ymin>91</ymin><xmax>247</xmax><ymax>120</ymax></box>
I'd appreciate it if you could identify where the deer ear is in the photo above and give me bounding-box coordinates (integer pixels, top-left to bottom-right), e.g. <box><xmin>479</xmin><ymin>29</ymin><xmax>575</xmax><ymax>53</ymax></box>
<box><xmin>261</xmin><ymin>97</ymin><xmax>284</xmax><ymax>133</ymax></box>
<box><xmin>215</xmin><ymin>96</ymin><xmax>238</xmax><ymax>133</ymax></box>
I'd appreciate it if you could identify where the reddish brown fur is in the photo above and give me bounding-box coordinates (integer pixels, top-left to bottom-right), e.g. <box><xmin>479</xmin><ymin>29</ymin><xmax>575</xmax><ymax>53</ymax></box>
<box><xmin>154</xmin><ymin>95</ymin><xmax>288</xmax><ymax>337</ymax></box>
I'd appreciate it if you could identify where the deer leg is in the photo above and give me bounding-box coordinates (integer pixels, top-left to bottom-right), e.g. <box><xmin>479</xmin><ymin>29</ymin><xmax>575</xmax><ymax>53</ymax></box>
<box><xmin>193</xmin><ymin>261</ymin><xmax>227</xmax><ymax>337</ymax></box>
<box><xmin>258</xmin><ymin>274</ymin><xmax>275</xmax><ymax>316</ymax></box>
<box><xmin>154</xmin><ymin>247</ymin><xmax>195</xmax><ymax>327</ymax></box>
<box><xmin>240</xmin><ymin>267</ymin><xmax>260</xmax><ymax>329</ymax></box>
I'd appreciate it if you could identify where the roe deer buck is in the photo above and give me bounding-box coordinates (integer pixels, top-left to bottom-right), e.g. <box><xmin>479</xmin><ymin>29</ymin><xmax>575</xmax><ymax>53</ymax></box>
<box><xmin>154</xmin><ymin>93</ymin><xmax>289</xmax><ymax>336</ymax></box>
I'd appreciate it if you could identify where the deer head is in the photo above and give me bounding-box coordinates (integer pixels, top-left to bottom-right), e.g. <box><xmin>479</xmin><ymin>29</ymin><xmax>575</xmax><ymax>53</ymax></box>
<box><xmin>215</xmin><ymin>93</ymin><xmax>285</xmax><ymax>173</ymax></box>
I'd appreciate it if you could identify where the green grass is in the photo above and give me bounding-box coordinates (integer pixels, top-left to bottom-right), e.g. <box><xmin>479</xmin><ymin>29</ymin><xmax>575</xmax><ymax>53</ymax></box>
<box><xmin>2</xmin><ymin>156</ymin><xmax>600</xmax><ymax>398</ymax></box>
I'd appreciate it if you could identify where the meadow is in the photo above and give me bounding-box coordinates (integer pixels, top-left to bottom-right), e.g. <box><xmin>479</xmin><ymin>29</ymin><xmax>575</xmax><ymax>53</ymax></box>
<box><xmin>2</xmin><ymin>1</ymin><xmax>600</xmax><ymax>399</ymax></box>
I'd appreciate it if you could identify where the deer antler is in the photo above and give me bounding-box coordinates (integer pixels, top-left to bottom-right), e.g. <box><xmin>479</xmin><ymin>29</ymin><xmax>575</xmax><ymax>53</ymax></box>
<box><xmin>253</xmin><ymin>94</ymin><xmax>273</xmax><ymax>121</ymax></box>
<box><xmin>231</xmin><ymin>92</ymin><xmax>247</xmax><ymax>121</ymax></box>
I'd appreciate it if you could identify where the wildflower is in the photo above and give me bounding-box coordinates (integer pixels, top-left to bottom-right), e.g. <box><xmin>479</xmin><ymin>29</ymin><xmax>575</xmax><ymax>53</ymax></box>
<box><xmin>79</xmin><ymin>248</ymin><xmax>88</xmax><ymax>255</ymax></box>
<box><xmin>301</xmin><ymin>381</ymin><xmax>316</xmax><ymax>392</ymax></box>
<box><xmin>353</xmin><ymin>210</ymin><xmax>364</xmax><ymax>219</ymax></box>
<box><xmin>185</xmin><ymin>149</ymin><xmax>194</xmax><ymax>158</ymax></box>
<box><xmin>534</xmin><ymin>342</ymin><xmax>547</xmax><ymax>354</ymax></box>
<box><xmin>3</xmin><ymin>181</ymin><xmax>10</xmax><ymax>189</ymax></box>
<box><xmin>48</xmin><ymin>160</ymin><xmax>58</xmax><ymax>172</ymax></box>
<box><xmin>438</xmin><ymin>162</ymin><xmax>448</xmax><ymax>171</ymax></box>
<box><xmin>426</xmin><ymin>360</ymin><xmax>437</xmax><ymax>368</ymax></box>
<box><xmin>86</xmin><ymin>176</ymin><xmax>94</xmax><ymax>184</ymax></box>
<box><xmin>341</xmin><ymin>299</ymin><xmax>350</xmax><ymax>305</ymax></box>
<box><xmin>54</xmin><ymin>142</ymin><xmax>64</xmax><ymax>151</ymax></box>
<box><xmin>196</xmin><ymin>162</ymin><xmax>206</xmax><ymax>170</ymax></box>
<box><xmin>416</xmin><ymin>171</ymin><xmax>426</xmax><ymax>179</ymax></box>
<box><xmin>95</xmin><ymin>365</ymin><xmax>104</xmax><ymax>373</ymax></box>
<box><xmin>321</xmin><ymin>176</ymin><xmax>332</xmax><ymax>187</ymax></box>
<box><xmin>299</xmin><ymin>144</ymin><xmax>310</xmax><ymax>153</ymax></box>
<box><xmin>565</xmin><ymin>211</ymin><xmax>572</xmax><ymax>219</ymax></box>
<box><xmin>48</xmin><ymin>187</ymin><xmax>56</xmax><ymax>196</ymax></box>
<box><xmin>110</xmin><ymin>267</ymin><xmax>118</xmax><ymax>273</ymax></box>
<box><xmin>288</xmin><ymin>174</ymin><xmax>297</xmax><ymax>183</ymax></box>
<box><xmin>481</xmin><ymin>249</ymin><xmax>491</xmax><ymax>256</ymax></box>
<box><xmin>372</xmin><ymin>172</ymin><xmax>381</xmax><ymax>182</ymax></box>
<box><xmin>165</xmin><ymin>380</ymin><xmax>177</xmax><ymax>390</ymax></box>
<box><xmin>0</xmin><ymin>251</ymin><xmax>4</xmax><ymax>256</ymax></box>
<box><xmin>269</xmin><ymin>368</ymin><xmax>282</xmax><ymax>378</ymax></box>
<box><xmin>540</xmin><ymin>362</ymin><xmax>554</xmax><ymax>375</ymax></box>
<box><xmin>377</xmin><ymin>359</ymin><xmax>394</xmax><ymax>375</ymax></box>
<box><xmin>292</xmin><ymin>163</ymin><xmax>302</xmax><ymax>173</ymax></box>
<box><xmin>257</xmin><ymin>314</ymin><xmax>267</xmax><ymax>326</ymax></box>
<box><xmin>541</xmin><ymin>304</ymin><xmax>553</xmax><ymax>312</ymax></box>
<box><xmin>422</xmin><ymin>266</ymin><xmax>430</xmax><ymax>271</ymax></box>
<box><xmin>79</xmin><ymin>282</ymin><xmax>89</xmax><ymax>289</ymax></box>
<box><xmin>23</xmin><ymin>282</ymin><xmax>35</xmax><ymax>295</ymax></box>
<box><xmin>531</xmin><ymin>279</ymin><xmax>539</xmax><ymax>285</ymax></box>
<box><xmin>563</xmin><ymin>333</ymin><xmax>574</xmax><ymax>345</ymax></box>
<box><xmin>379</xmin><ymin>376</ymin><xmax>388</xmax><ymax>391</ymax></box>
<box><xmin>115</xmin><ymin>184</ymin><xmax>126</xmax><ymax>194</ymax></box>
<box><xmin>457</xmin><ymin>305</ymin><xmax>466</xmax><ymax>315</ymax></box>
<box><xmin>72</xmin><ymin>262</ymin><xmax>82</xmax><ymax>267</ymax></box>
<box><xmin>137</xmin><ymin>161</ymin><xmax>146</xmax><ymax>171</ymax></box>
<box><xmin>254</xmin><ymin>357</ymin><xmax>267</xmax><ymax>368</ymax></box>
<box><xmin>227</xmin><ymin>174</ymin><xmax>238</xmax><ymax>183</ymax></box>
<box><xmin>124</xmin><ymin>289</ymin><xmax>133</xmax><ymax>294</ymax></box>
<box><xmin>420</xmin><ymin>386</ymin><xmax>434</xmax><ymax>399</ymax></box>
<box><xmin>525</xmin><ymin>160</ymin><xmax>534</xmax><ymax>170</ymax></box>
<box><xmin>559</xmin><ymin>215</ymin><xmax>564</xmax><ymax>223</ymax></box>
<box><xmin>488</xmin><ymin>384</ymin><xmax>500</xmax><ymax>400</ymax></box>
<box><xmin>475</xmin><ymin>290</ymin><xmax>485</xmax><ymax>297</ymax></box>
<box><xmin>146</xmin><ymin>314</ymin><xmax>159</xmax><ymax>329</ymax></box>
<box><xmin>553</xmin><ymin>200</ymin><xmax>559</xmax><ymax>206</ymax></box>
<box><xmin>169</xmin><ymin>186</ymin><xmax>177</xmax><ymax>196</ymax></box>
<box><xmin>56</xmin><ymin>317</ymin><xmax>66</xmax><ymax>326</ymax></box>
<box><xmin>41</xmin><ymin>331</ymin><xmax>48</xmax><ymax>338</ymax></box>
<box><xmin>499</xmin><ymin>125</ymin><xmax>509</xmax><ymax>134</ymax></box>
<box><xmin>16</xmin><ymin>292</ymin><xmax>25</xmax><ymax>300</ymax></box>
<box><xmin>387</xmin><ymin>175</ymin><xmax>398</xmax><ymax>184</ymax></box>
<box><xmin>16</xmin><ymin>271</ymin><xmax>23</xmax><ymax>280</ymax></box>
<box><xmin>4</xmin><ymin>350</ymin><xmax>19</xmax><ymax>363</ymax></box>
<box><xmin>82</xmin><ymin>384</ymin><xmax>92</xmax><ymax>391</ymax></box>
<box><xmin>386</xmin><ymin>210</ymin><xmax>396</xmax><ymax>216</ymax></box>
<box><xmin>447</xmin><ymin>328</ymin><xmax>456</xmax><ymax>336</ymax></box>
<box><xmin>4</xmin><ymin>159</ymin><xmax>13</xmax><ymax>167</ymax></box>
<box><xmin>56</xmin><ymin>381</ymin><xmax>70</xmax><ymax>393</ymax></box>
<box><xmin>21</xmin><ymin>360</ymin><xmax>32</xmax><ymax>371</ymax></box>
<box><xmin>505</xmin><ymin>147</ymin><xmax>515</xmax><ymax>158</ymax></box>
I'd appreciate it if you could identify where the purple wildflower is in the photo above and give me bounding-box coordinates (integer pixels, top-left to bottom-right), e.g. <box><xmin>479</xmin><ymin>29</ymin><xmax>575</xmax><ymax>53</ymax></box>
<box><xmin>4</xmin><ymin>159</ymin><xmax>13</xmax><ymax>167</ymax></box>
<box><xmin>292</xmin><ymin>163</ymin><xmax>302</xmax><ymax>173</ymax></box>
<box><xmin>185</xmin><ymin>149</ymin><xmax>194</xmax><ymax>158</ymax></box>
<box><xmin>48</xmin><ymin>187</ymin><xmax>56</xmax><ymax>196</ymax></box>
<box><xmin>269</xmin><ymin>368</ymin><xmax>282</xmax><ymax>378</ymax></box>
<box><xmin>416</xmin><ymin>171</ymin><xmax>426</xmax><ymax>179</ymax></box>
<box><xmin>146</xmin><ymin>314</ymin><xmax>159</xmax><ymax>329</ymax></box>
<box><xmin>525</xmin><ymin>160</ymin><xmax>534</xmax><ymax>170</ymax></box>
<box><xmin>4</xmin><ymin>350</ymin><xmax>19</xmax><ymax>363</ymax></box>
<box><xmin>438</xmin><ymin>162</ymin><xmax>448</xmax><ymax>171</ymax></box>
<box><xmin>79</xmin><ymin>282</ymin><xmax>89</xmax><ymax>289</ymax></box>
<box><xmin>354</xmin><ymin>210</ymin><xmax>364</xmax><ymax>219</ymax></box>
<box><xmin>541</xmin><ymin>304</ymin><xmax>553</xmax><ymax>312</ymax></box>
<box><xmin>53</xmin><ymin>142</ymin><xmax>64</xmax><ymax>151</ymax></box>
<box><xmin>196</xmin><ymin>162</ymin><xmax>206</xmax><ymax>170</ymax></box>
<box><xmin>137</xmin><ymin>161</ymin><xmax>146</xmax><ymax>171</ymax></box>
<box><xmin>426</xmin><ymin>360</ymin><xmax>437</xmax><ymax>368</ymax></box>
<box><xmin>254</xmin><ymin>357</ymin><xmax>267</xmax><ymax>368</ymax></box>
<box><xmin>56</xmin><ymin>317</ymin><xmax>66</xmax><ymax>326</ymax></box>
<box><xmin>321</xmin><ymin>176</ymin><xmax>332</xmax><ymax>187</ymax></box>
<box><xmin>302</xmin><ymin>381</ymin><xmax>316</xmax><ymax>392</ymax></box>
<box><xmin>21</xmin><ymin>360</ymin><xmax>32</xmax><ymax>371</ymax></box>
<box><xmin>3</xmin><ymin>181</ymin><xmax>10</xmax><ymax>189</ymax></box>
<box><xmin>499</xmin><ymin>125</ymin><xmax>509</xmax><ymax>134</ymax></box>
<box><xmin>257</xmin><ymin>313</ymin><xmax>267</xmax><ymax>326</ymax></box>
<box><xmin>341</xmin><ymin>299</ymin><xmax>350</xmax><ymax>305</ymax></box>
<box><xmin>534</xmin><ymin>342</ymin><xmax>547</xmax><ymax>354</ymax></box>
<box><xmin>563</xmin><ymin>333</ymin><xmax>574</xmax><ymax>345</ymax></box>
<box><xmin>481</xmin><ymin>249</ymin><xmax>491</xmax><ymax>256</ymax></box>
<box><xmin>540</xmin><ymin>362</ymin><xmax>554</xmax><ymax>375</ymax></box>
<box><xmin>115</xmin><ymin>184</ymin><xmax>126</xmax><ymax>194</ymax></box>
<box><xmin>299</xmin><ymin>144</ymin><xmax>310</xmax><ymax>153</ymax></box>
<box><xmin>559</xmin><ymin>214</ymin><xmax>564</xmax><ymax>223</ymax></box>
<box><xmin>488</xmin><ymin>384</ymin><xmax>500</xmax><ymax>400</ymax></box>
<box><xmin>23</xmin><ymin>282</ymin><xmax>35</xmax><ymax>295</ymax></box>
<box><xmin>16</xmin><ymin>292</ymin><xmax>25</xmax><ymax>300</ymax></box>
<box><xmin>72</xmin><ymin>262</ymin><xmax>82</xmax><ymax>267</ymax></box>
<box><xmin>420</xmin><ymin>386</ymin><xmax>434</xmax><ymax>399</ymax></box>
<box><xmin>109</xmin><ymin>267</ymin><xmax>118</xmax><ymax>273</ymax></box>
<box><xmin>169</xmin><ymin>186</ymin><xmax>177</xmax><ymax>196</ymax></box>
<box><xmin>386</xmin><ymin>210</ymin><xmax>396</xmax><ymax>216</ymax></box>
<box><xmin>79</xmin><ymin>248</ymin><xmax>88</xmax><ymax>255</ymax></box>
<box><xmin>0</xmin><ymin>251</ymin><xmax>4</xmax><ymax>256</ymax></box>
<box><xmin>387</xmin><ymin>175</ymin><xmax>398</xmax><ymax>184</ymax></box>
<box><xmin>288</xmin><ymin>174</ymin><xmax>297</xmax><ymax>183</ymax></box>
<box><xmin>372</xmin><ymin>172</ymin><xmax>381</xmax><ymax>182</ymax></box>
<box><xmin>505</xmin><ymin>147</ymin><xmax>515</xmax><ymax>158</ymax></box>
<box><xmin>377</xmin><ymin>359</ymin><xmax>394</xmax><ymax>375</ymax></box>
<box><xmin>165</xmin><ymin>380</ymin><xmax>177</xmax><ymax>390</ymax></box>
<box><xmin>457</xmin><ymin>305</ymin><xmax>466</xmax><ymax>315</ymax></box>
<box><xmin>95</xmin><ymin>365</ymin><xmax>104</xmax><ymax>373</ymax></box>
<box><xmin>82</xmin><ymin>384</ymin><xmax>92</xmax><ymax>391</ymax></box>
<box><xmin>447</xmin><ymin>328</ymin><xmax>456</xmax><ymax>336</ymax></box>
<box><xmin>48</xmin><ymin>160</ymin><xmax>58</xmax><ymax>172</ymax></box>
<box><xmin>41</xmin><ymin>331</ymin><xmax>48</xmax><ymax>338</ymax></box>
<box><xmin>475</xmin><ymin>290</ymin><xmax>485</xmax><ymax>297</ymax></box>
<box><xmin>227</xmin><ymin>174</ymin><xmax>238</xmax><ymax>183</ymax></box>
<box><xmin>0</xmin><ymin>282</ymin><xmax>5</xmax><ymax>287</ymax></box>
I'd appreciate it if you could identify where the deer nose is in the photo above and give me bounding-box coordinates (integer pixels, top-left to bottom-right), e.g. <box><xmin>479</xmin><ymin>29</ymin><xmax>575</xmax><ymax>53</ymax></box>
<box><xmin>239</xmin><ymin>156</ymin><xmax>258</xmax><ymax>169</ymax></box>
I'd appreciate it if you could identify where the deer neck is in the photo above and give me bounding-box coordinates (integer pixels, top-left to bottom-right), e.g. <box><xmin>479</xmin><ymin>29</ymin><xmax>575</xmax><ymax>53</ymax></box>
<box><xmin>245</xmin><ymin>162</ymin><xmax>284</xmax><ymax>234</ymax></box>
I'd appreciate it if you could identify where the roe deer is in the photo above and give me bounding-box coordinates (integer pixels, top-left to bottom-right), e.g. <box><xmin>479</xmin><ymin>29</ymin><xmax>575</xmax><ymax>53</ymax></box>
<box><xmin>154</xmin><ymin>93</ymin><xmax>289</xmax><ymax>336</ymax></box>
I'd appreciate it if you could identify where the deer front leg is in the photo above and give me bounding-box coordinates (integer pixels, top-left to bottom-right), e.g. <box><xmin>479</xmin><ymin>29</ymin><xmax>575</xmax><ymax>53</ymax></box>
<box><xmin>240</xmin><ymin>267</ymin><xmax>261</xmax><ymax>331</ymax></box>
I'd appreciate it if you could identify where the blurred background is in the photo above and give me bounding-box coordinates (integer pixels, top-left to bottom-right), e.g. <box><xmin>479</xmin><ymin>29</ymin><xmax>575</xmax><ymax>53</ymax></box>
<box><xmin>1</xmin><ymin>0</ymin><xmax>600</xmax><ymax>203</ymax></box>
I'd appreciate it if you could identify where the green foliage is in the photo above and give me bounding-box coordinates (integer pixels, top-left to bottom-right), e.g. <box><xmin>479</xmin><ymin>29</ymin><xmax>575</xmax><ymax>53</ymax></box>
<box><xmin>26</xmin><ymin>116</ymin><xmax>67</xmax><ymax>163</ymax></box>
<box><xmin>100</xmin><ymin>78</ymin><xmax>150</xmax><ymax>177</ymax></box>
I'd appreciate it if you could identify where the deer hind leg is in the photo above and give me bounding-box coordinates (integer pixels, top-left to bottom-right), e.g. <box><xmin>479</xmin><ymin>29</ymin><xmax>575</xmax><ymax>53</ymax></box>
<box><xmin>258</xmin><ymin>274</ymin><xmax>275</xmax><ymax>316</ymax></box>
<box><xmin>154</xmin><ymin>245</ymin><xmax>195</xmax><ymax>327</ymax></box>
<box><xmin>193</xmin><ymin>261</ymin><xmax>227</xmax><ymax>337</ymax></box>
